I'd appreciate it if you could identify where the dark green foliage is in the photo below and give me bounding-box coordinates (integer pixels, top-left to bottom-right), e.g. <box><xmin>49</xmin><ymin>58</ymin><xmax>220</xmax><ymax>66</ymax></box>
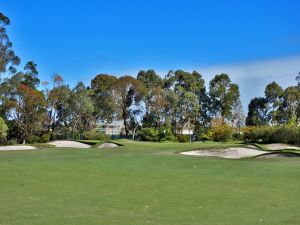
<box><xmin>138</xmin><ymin>128</ymin><xmax>160</xmax><ymax>141</ymax></box>
<box><xmin>83</xmin><ymin>129</ymin><xmax>110</xmax><ymax>140</ymax></box>
<box><xmin>246</xmin><ymin>97</ymin><xmax>269</xmax><ymax>126</ymax></box>
<box><xmin>138</xmin><ymin>127</ymin><xmax>176</xmax><ymax>142</ymax></box>
<box><xmin>176</xmin><ymin>134</ymin><xmax>190</xmax><ymax>142</ymax></box>
<box><xmin>40</xmin><ymin>133</ymin><xmax>50</xmax><ymax>143</ymax></box>
<box><xmin>243</xmin><ymin>125</ymin><xmax>300</xmax><ymax>145</ymax></box>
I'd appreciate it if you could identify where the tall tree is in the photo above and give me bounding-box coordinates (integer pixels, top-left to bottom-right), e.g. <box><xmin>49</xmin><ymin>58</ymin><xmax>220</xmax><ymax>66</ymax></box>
<box><xmin>174</xmin><ymin>86</ymin><xmax>200</xmax><ymax>134</ymax></box>
<box><xmin>90</xmin><ymin>74</ymin><xmax>117</xmax><ymax>122</ymax></box>
<box><xmin>279</xmin><ymin>86</ymin><xmax>300</xmax><ymax>124</ymax></box>
<box><xmin>69</xmin><ymin>82</ymin><xmax>95</xmax><ymax>134</ymax></box>
<box><xmin>137</xmin><ymin>70</ymin><xmax>163</xmax><ymax>127</ymax></box>
<box><xmin>264</xmin><ymin>81</ymin><xmax>283</xmax><ymax>125</ymax></box>
<box><xmin>47</xmin><ymin>75</ymin><xmax>72</xmax><ymax>134</ymax></box>
<box><xmin>0</xmin><ymin>12</ymin><xmax>20</xmax><ymax>77</ymax></box>
<box><xmin>13</xmin><ymin>84</ymin><xmax>47</xmax><ymax>143</ymax></box>
<box><xmin>209</xmin><ymin>73</ymin><xmax>240</xmax><ymax>121</ymax></box>
<box><xmin>111</xmin><ymin>76</ymin><xmax>144</xmax><ymax>137</ymax></box>
<box><xmin>246</xmin><ymin>97</ymin><xmax>269</xmax><ymax>126</ymax></box>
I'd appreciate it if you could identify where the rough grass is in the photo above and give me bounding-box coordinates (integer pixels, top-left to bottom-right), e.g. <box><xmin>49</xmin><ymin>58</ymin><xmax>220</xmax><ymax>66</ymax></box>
<box><xmin>0</xmin><ymin>140</ymin><xmax>300</xmax><ymax>225</ymax></box>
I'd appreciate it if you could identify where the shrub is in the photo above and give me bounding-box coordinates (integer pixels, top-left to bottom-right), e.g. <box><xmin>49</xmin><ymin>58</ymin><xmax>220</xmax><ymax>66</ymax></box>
<box><xmin>211</xmin><ymin>123</ymin><xmax>233</xmax><ymax>142</ymax></box>
<box><xmin>158</xmin><ymin>128</ymin><xmax>176</xmax><ymax>141</ymax></box>
<box><xmin>242</xmin><ymin>125</ymin><xmax>300</xmax><ymax>145</ymax></box>
<box><xmin>138</xmin><ymin>127</ymin><xmax>176</xmax><ymax>142</ymax></box>
<box><xmin>138</xmin><ymin>128</ymin><xmax>159</xmax><ymax>141</ymax></box>
<box><xmin>176</xmin><ymin>134</ymin><xmax>189</xmax><ymax>143</ymax></box>
<box><xmin>83</xmin><ymin>129</ymin><xmax>110</xmax><ymax>140</ymax></box>
<box><xmin>0</xmin><ymin>117</ymin><xmax>8</xmax><ymax>144</ymax></box>
<box><xmin>40</xmin><ymin>133</ymin><xmax>50</xmax><ymax>143</ymax></box>
<box><xmin>27</xmin><ymin>135</ymin><xmax>41</xmax><ymax>144</ymax></box>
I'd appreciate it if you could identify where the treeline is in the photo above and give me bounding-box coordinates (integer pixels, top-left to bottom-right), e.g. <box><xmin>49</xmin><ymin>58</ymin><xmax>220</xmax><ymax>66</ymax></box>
<box><xmin>0</xmin><ymin>12</ymin><xmax>299</xmax><ymax>144</ymax></box>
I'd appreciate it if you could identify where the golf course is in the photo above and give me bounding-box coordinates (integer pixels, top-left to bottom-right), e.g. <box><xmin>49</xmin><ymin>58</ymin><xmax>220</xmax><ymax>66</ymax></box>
<box><xmin>0</xmin><ymin>140</ymin><xmax>300</xmax><ymax>225</ymax></box>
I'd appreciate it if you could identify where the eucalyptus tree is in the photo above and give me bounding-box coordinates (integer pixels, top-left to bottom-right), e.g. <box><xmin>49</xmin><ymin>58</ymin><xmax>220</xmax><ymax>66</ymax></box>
<box><xmin>110</xmin><ymin>76</ymin><xmax>144</xmax><ymax>137</ymax></box>
<box><xmin>69</xmin><ymin>82</ymin><xmax>95</xmax><ymax>134</ymax></box>
<box><xmin>264</xmin><ymin>81</ymin><xmax>284</xmax><ymax>125</ymax></box>
<box><xmin>91</xmin><ymin>74</ymin><xmax>117</xmax><ymax>123</ymax></box>
<box><xmin>137</xmin><ymin>70</ymin><xmax>163</xmax><ymax>127</ymax></box>
<box><xmin>209</xmin><ymin>73</ymin><xmax>240</xmax><ymax>121</ymax></box>
<box><xmin>246</xmin><ymin>97</ymin><xmax>269</xmax><ymax>126</ymax></box>
<box><xmin>0</xmin><ymin>12</ymin><xmax>20</xmax><ymax>77</ymax></box>
<box><xmin>279</xmin><ymin>86</ymin><xmax>300</xmax><ymax>124</ymax></box>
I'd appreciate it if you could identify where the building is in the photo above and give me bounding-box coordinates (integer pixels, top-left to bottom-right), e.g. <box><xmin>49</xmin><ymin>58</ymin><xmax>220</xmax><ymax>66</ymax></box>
<box><xmin>103</xmin><ymin>120</ymin><xmax>125</xmax><ymax>136</ymax></box>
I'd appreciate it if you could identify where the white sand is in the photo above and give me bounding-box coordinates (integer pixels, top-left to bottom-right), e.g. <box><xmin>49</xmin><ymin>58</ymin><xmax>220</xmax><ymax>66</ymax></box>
<box><xmin>266</xmin><ymin>143</ymin><xmax>300</xmax><ymax>150</ymax></box>
<box><xmin>181</xmin><ymin>147</ymin><xmax>266</xmax><ymax>159</ymax></box>
<box><xmin>49</xmin><ymin>140</ymin><xmax>90</xmax><ymax>148</ymax></box>
<box><xmin>0</xmin><ymin>145</ymin><xmax>37</xmax><ymax>151</ymax></box>
<box><xmin>98</xmin><ymin>143</ymin><xmax>119</xmax><ymax>148</ymax></box>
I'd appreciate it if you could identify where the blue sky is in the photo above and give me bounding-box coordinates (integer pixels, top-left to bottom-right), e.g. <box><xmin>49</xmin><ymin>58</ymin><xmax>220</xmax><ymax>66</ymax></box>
<box><xmin>2</xmin><ymin>0</ymin><xmax>300</xmax><ymax>109</ymax></box>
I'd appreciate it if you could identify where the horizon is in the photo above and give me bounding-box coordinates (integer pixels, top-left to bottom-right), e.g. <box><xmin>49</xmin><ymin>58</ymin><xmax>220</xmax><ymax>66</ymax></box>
<box><xmin>2</xmin><ymin>0</ymin><xmax>300</xmax><ymax>110</ymax></box>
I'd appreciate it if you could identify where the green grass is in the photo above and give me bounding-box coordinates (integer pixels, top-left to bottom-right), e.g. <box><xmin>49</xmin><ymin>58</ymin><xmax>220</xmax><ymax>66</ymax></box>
<box><xmin>0</xmin><ymin>141</ymin><xmax>300</xmax><ymax>225</ymax></box>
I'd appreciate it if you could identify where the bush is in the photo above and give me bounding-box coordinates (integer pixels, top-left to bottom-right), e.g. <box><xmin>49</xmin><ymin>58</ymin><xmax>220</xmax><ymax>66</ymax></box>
<box><xmin>83</xmin><ymin>129</ymin><xmax>110</xmax><ymax>140</ymax></box>
<box><xmin>211</xmin><ymin>124</ymin><xmax>233</xmax><ymax>142</ymax></box>
<box><xmin>138</xmin><ymin>128</ymin><xmax>159</xmax><ymax>141</ymax></box>
<box><xmin>40</xmin><ymin>133</ymin><xmax>50</xmax><ymax>143</ymax></box>
<box><xmin>242</xmin><ymin>125</ymin><xmax>300</xmax><ymax>145</ymax></box>
<box><xmin>138</xmin><ymin>127</ymin><xmax>176</xmax><ymax>142</ymax></box>
<box><xmin>176</xmin><ymin>134</ymin><xmax>189</xmax><ymax>143</ymax></box>
<box><xmin>27</xmin><ymin>135</ymin><xmax>41</xmax><ymax>144</ymax></box>
<box><xmin>0</xmin><ymin>117</ymin><xmax>8</xmax><ymax>143</ymax></box>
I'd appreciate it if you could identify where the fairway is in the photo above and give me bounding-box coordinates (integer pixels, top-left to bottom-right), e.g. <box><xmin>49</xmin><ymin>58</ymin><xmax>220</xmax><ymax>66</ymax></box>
<box><xmin>0</xmin><ymin>141</ymin><xmax>300</xmax><ymax>225</ymax></box>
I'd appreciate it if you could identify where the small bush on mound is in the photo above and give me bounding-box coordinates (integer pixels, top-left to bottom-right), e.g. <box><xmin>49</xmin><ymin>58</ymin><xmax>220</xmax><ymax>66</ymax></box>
<box><xmin>242</xmin><ymin>125</ymin><xmax>300</xmax><ymax>145</ymax></box>
<box><xmin>138</xmin><ymin>128</ymin><xmax>159</xmax><ymax>141</ymax></box>
<box><xmin>176</xmin><ymin>134</ymin><xmax>189</xmax><ymax>143</ymax></box>
<box><xmin>27</xmin><ymin>133</ymin><xmax>51</xmax><ymax>144</ymax></box>
<box><xmin>83</xmin><ymin>129</ymin><xmax>110</xmax><ymax>140</ymax></box>
<box><xmin>211</xmin><ymin>124</ymin><xmax>233</xmax><ymax>142</ymax></box>
<box><xmin>138</xmin><ymin>127</ymin><xmax>176</xmax><ymax>142</ymax></box>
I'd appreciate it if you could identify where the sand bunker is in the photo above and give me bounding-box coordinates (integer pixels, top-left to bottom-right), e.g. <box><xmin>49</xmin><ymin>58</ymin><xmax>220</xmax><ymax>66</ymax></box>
<box><xmin>49</xmin><ymin>140</ymin><xmax>90</xmax><ymax>148</ymax></box>
<box><xmin>181</xmin><ymin>147</ymin><xmax>266</xmax><ymax>159</ymax></box>
<box><xmin>266</xmin><ymin>144</ymin><xmax>300</xmax><ymax>151</ymax></box>
<box><xmin>0</xmin><ymin>145</ymin><xmax>37</xmax><ymax>151</ymax></box>
<box><xmin>257</xmin><ymin>152</ymin><xmax>300</xmax><ymax>158</ymax></box>
<box><xmin>98</xmin><ymin>143</ymin><xmax>119</xmax><ymax>148</ymax></box>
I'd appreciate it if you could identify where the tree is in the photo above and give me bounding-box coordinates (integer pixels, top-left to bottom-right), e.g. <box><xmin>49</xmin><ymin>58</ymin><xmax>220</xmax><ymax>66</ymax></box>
<box><xmin>47</xmin><ymin>75</ymin><xmax>72</xmax><ymax>135</ymax></box>
<box><xmin>13</xmin><ymin>84</ymin><xmax>47</xmax><ymax>143</ymax></box>
<box><xmin>22</xmin><ymin>61</ymin><xmax>40</xmax><ymax>89</ymax></box>
<box><xmin>209</xmin><ymin>74</ymin><xmax>240</xmax><ymax>121</ymax></box>
<box><xmin>164</xmin><ymin>70</ymin><xmax>208</xmax><ymax>134</ymax></box>
<box><xmin>230</xmin><ymin>99</ymin><xmax>245</xmax><ymax>134</ymax></box>
<box><xmin>90</xmin><ymin>74</ymin><xmax>117</xmax><ymax>122</ymax></box>
<box><xmin>0</xmin><ymin>12</ymin><xmax>20</xmax><ymax>77</ymax></box>
<box><xmin>111</xmin><ymin>76</ymin><xmax>144</xmax><ymax>137</ymax></box>
<box><xmin>174</xmin><ymin>86</ymin><xmax>200</xmax><ymax>135</ymax></box>
<box><xmin>246</xmin><ymin>97</ymin><xmax>269</xmax><ymax>126</ymax></box>
<box><xmin>264</xmin><ymin>81</ymin><xmax>283</xmax><ymax>125</ymax></box>
<box><xmin>296</xmin><ymin>72</ymin><xmax>300</xmax><ymax>88</ymax></box>
<box><xmin>69</xmin><ymin>82</ymin><xmax>95</xmax><ymax>134</ymax></box>
<box><xmin>137</xmin><ymin>70</ymin><xmax>163</xmax><ymax>127</ymax></box>
<box><xmin>0</xmin><ymin>116</ymin><xmax>8</xmax><ymax>142</ymax></box>
<box><xmin>279</xmin><ymin>86</ymin><xmax>300</xmax><ymax>124</ymax></box>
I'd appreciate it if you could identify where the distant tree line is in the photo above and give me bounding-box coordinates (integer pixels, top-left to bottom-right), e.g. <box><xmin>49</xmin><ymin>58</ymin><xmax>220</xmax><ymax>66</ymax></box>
<box><xmin>0</xmin><ymin>12</ymin><xmax>299</xmax><ymax>144</ymax></box>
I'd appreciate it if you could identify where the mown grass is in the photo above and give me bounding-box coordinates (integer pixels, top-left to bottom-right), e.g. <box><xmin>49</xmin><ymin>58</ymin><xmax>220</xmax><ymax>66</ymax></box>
<box><xmin>0</xmin><ymin>141</ymin><xmax>300</xmax><ymax>225</ymax></box>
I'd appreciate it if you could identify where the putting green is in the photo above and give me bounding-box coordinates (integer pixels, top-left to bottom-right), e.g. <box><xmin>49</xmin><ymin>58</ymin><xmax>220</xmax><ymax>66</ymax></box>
<box><xmin>0</xmin><ymin>140</ymin><xmax>299</xmax><ymax>225</ymax></box>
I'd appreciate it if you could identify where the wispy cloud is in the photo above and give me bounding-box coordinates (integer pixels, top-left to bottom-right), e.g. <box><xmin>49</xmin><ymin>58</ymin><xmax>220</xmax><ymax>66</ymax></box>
<box><xmin>198</xmin><ymin>55</ymin><xmax>300</xmax><ymax>111</ymax></box>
